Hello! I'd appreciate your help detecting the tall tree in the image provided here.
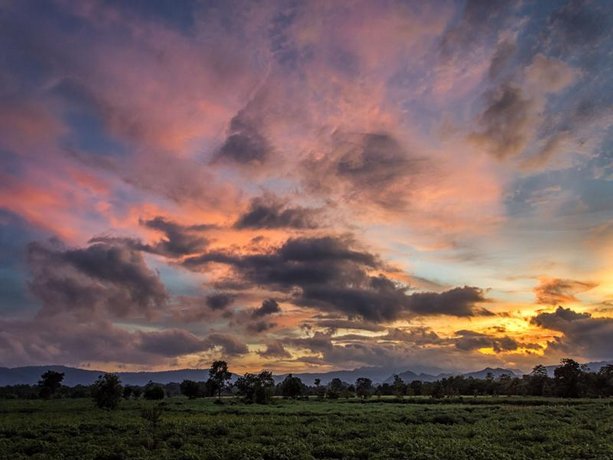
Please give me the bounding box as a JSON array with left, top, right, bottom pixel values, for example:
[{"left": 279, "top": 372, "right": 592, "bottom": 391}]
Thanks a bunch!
[
  {"left": 355, "top": 377, "right": 373, "bottom": 400},
  {"left": 392, "top": 375, "right": 406, "bottom": 399},
  {"left": 92, "top": 373, "right": 123, "bottom": 410},
  {"left": 208, "top": 360, "right": 232, "bottom": 399},
  {"left": 279, "top": 374, "right": 304, "bottom": 399},
  {"left": 38, "top": 370, "right": 64, "bottom": 399},
  {"left": 554, "top": 358, "right": 585, "bottom": 398}
]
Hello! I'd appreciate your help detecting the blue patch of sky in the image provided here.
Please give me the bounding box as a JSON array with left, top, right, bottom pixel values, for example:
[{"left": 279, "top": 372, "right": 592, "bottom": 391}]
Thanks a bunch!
[
  {"left": 146, "top": 255, "right": 205, "bottom": 298},
  {"left": 103, "top": 0, "right": 199, "bottom": 33},
  {"left": 0, "top": 210, "right": 48, "bottom": 314}
]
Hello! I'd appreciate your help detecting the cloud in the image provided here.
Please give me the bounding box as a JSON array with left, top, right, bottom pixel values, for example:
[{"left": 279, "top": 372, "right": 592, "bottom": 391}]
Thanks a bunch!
[
  {"left": 303, "top": 132, "right": 425, "bottom": 211},
  {"left": 27, "top": 239, "right": 168, "bottom": 320},
  {"left": 534, "top": 277, "right": 598, "bottom": 305},
  {"left": 205, "top": 333, "right": 249, "bottom": 356},
  {"left": 469, "top": 84, "right": 535, "bottom": 159},
  {"left": 214, "top": 109, "right": 271, "bottom": 166},
  {"left": 206, "top": 293, "right": 236, "bottom": 311},
  {"left": 184, "top": 235, "right": 491, "bottom": 321},
  {"left": 252, "top": 298, "right": 281, "bottom": 318},
  {"left": 235, "top": 194, "right": 320, "bottom": 229},
  {"left": 137, "top": 328, "right": 211, "bottom": 357},
  {"left": 139, "top": 216, "right": 211, "bottom": 257},
  {"left": 0, "top": 316, "right": 242, "bottom": 367},
  {"left": 407, "top": 286, "right": 491, "bottom": 317},
  {"left": 259, "top": 340, "right": 292, "bottom": 359},
  {"left": 532, "top": 306, "right": 613, "bottom": 360},
  {"left": 439, "top": 0, "right": 518, "bottom": 59},
  {"left": 454, "top": 330, "right": 519, "bottom": 352}
]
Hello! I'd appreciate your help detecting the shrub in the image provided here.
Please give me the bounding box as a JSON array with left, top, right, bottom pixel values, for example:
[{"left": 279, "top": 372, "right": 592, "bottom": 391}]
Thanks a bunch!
[{"left": 92, "top": 374, "right": 123, "bottom": 410}]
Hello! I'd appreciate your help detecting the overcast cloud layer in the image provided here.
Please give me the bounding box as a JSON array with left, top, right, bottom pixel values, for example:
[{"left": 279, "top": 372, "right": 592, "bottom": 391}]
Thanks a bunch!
[{"left": 0, "top": 0, "right": 611, "bottom": 373}]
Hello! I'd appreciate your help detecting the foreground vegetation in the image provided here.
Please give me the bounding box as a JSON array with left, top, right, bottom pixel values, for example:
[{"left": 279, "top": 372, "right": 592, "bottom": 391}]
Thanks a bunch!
[{"left": 0, "top": 397, "right": 612, "bottom": 459}]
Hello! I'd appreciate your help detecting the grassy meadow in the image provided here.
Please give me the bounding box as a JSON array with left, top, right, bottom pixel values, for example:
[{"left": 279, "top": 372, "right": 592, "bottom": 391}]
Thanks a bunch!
[{"left": 0, "top": 397, "right": 612, "bottom": 460}]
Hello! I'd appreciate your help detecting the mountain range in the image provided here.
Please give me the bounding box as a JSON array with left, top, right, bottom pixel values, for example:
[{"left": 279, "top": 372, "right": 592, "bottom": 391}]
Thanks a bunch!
[{"left": 0, "top": 362, "right": 610, "bottom": 387}]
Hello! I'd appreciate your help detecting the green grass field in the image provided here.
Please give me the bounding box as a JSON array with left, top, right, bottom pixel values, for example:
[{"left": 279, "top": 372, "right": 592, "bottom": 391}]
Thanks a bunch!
[{"left": 0, "top": 397, "right": 612, "bottom": 459}]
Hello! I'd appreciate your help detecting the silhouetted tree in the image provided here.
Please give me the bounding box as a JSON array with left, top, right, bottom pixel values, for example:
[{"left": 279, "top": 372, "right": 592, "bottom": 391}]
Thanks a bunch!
[
  {"left": 208, "top": 360, "right": 232, "bottom": 399},
  {"left": 92, "top": 373, "right": 123, "bottom": 409},
  {"left": 392, "top": 375, "right": 406, "bottom": 399},
  {"left": 235, "top": 371, "right": 275, "bottom": 404},
  {"left": 143, "top": 382, "right": 165, "bottom": 400},
  {"left": 180, "top": 380, "right": 201, "bottom": 399},
  {"left": 554, "top": 358, "right": 584, "bottom": 398},
  {"left": 326, "top": 378, "right": 345, "bottom": 399},
  {"left": 38, "top": 370, "right": 64, "bottom": 399},
  {"left": 409, "top": 380, "right": 423, "bottom": 396},
  {"left": 527, "top": 365, "right": 549, "bottom": 396},
  {"left": 355, "top": 377, "right": 373, "bottom": 400},
  {"left": 279, "top": 374, "right": 304, "bottom": 399},
  {"left": 595, "top": 364, "right": 613, "bottom": 397}
]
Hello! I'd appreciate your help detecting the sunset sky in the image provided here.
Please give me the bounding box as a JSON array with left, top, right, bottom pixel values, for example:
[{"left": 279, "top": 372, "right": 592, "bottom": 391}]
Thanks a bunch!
[{"left": 0, "top": 0, "right": 611, "bottom": 374}]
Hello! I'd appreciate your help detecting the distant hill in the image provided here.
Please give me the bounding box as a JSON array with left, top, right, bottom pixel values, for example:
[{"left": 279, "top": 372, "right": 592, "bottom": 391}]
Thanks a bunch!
[
  {"left": 1, "top": 361, "right": 610, "bottom": 387},
  {"left": 0, "top": 366, "right": 211, "bottom": 387},
  {"left": 382, "top": 370, "right": 446, "bottom": 384},
  {"left": 273, "top": 367, "right": 399, "bottom": 386},
  {"left": 543, "top": 361, "right": 612, "bottom": 377},
  {"left": 462, "top": 367, "right": 520, "bottom": 380}
]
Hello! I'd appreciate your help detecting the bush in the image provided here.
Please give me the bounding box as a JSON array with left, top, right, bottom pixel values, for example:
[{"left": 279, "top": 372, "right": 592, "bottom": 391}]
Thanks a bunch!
[
  {"left": 92, "top": 374, "right": 123, "bottom": 410},
  {"left": 143, "top": 384, "right": 165, "bottom": 400}
]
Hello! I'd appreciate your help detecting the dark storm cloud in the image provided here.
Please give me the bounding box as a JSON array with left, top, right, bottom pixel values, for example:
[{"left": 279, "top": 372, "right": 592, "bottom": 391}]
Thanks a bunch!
[
  {"left": 91, "top": 216, "right": 213, "bottom": 259},
  {"left": 235, "top": 195, "right": 320, "bottom": 229},
  {"left": 454, "top": 330, "right": 519, "bottom": 352},
  {"left": 0, "top": 314, "right": 249, "bottom": 366},
  {"left": 214, "top": 110, "right": 271, "bottom": 166},
  {"left": 183, "top": 235, "right": 490, "bottom": 321},
  {"left": 246, "top": 320, "right": 276, "bottom": 334},
  {"left": 534, "top": 278, "right": 598, "bottom": 305},
  {"left": 335, "top": 133, "right": 411, "bottom": 187},
  {"left": 303, "top": 132, "right": 425, "bottom": 211},
  {"left": 304, "top": 317, "right": 386, "bottom": 333},
  {"left": 532, "top": 307, "right": 613, "bottom": 359},
  {"left": 206, "top": 333, "right": 249, "bottom": 356},
  {"left": 407, "top": 286, "right": 491, "bottom": 317},
  {"left": 259, "top": 340, "right": 291, "bottom": 359},
  {"left": 205, "top": 292, "right": 236, "bottom": 311},
  {"left": 469, "top": 84, "right": 534, "bottom": 158},
  {"left": 27, "top": 239, "right": 168, "bottom": 319},
  {"left": 140, "top": 216, "right": 211, "bottom": 257},
  {"left": 137, "top": 328, "right": 210, "bottom": 357},
  {"left": 252, "top": 298, "right": 281, "bottom": 317}
]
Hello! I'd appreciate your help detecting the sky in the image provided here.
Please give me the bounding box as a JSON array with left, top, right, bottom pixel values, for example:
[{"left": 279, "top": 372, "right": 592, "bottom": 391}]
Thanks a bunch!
[{"left": 0, "top": 0, "right": 611, "bottom": 374}]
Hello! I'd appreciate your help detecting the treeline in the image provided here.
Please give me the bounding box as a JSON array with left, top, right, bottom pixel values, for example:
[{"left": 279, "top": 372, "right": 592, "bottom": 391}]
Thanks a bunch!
[{"left": 1, "top": 359, "right": 611, "bottom": 405}]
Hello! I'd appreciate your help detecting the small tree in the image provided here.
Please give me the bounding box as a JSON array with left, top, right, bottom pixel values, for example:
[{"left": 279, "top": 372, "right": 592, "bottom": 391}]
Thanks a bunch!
[
  {"left": 527, "top": 364, "right": 549, "bottom": 396},
  {"left": 409, "top": 380, "right": 423, "bottom": 396},
  {"left": 92, "top": 373, "right": 123, "bottom": 409},
  {"left": 554, "top": 358, "right": 585, "bottom": 398},
  {"left": 355, "top": 377, "right": 373, "bottom": 400},
  {"left": 38, "top": 370, "right": 64, "bottom": 399},
  {"left": 235, "top": 371, "right": 275, "bottom": 404},
  {"left": 326, "top": 378, "right": 345, "bottom": 399},
  {"left": 392, "top": 375, "right": 406, "bottom": 399},
  {"left": 314, "top": 378, "right": 325, "bottom": 399},
  {"left": 143, "top": 382, "right": 165, "bottom": 400},
  {"left": 180, "top": 380, "right": 201, "bottom": 399},
  {"left": 279, "top": 374, "right": 304, "bottom": 399},
  {"left": 208, "top": 360, "right": 232, "bottom": 399}
]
